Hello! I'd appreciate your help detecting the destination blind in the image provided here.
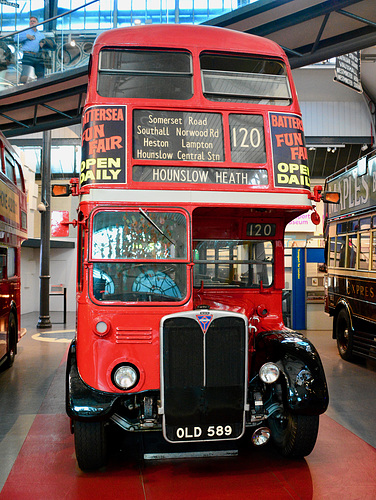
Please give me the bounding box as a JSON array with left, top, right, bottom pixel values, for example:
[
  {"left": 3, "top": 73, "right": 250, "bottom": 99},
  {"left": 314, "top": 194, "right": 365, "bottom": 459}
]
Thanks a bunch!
[{"left": 133, "top": 110, "right": 224, "bottom": 162}]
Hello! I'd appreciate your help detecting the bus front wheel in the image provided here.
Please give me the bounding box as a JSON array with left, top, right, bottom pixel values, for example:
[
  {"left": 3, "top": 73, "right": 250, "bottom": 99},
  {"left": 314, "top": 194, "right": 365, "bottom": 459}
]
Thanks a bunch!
[
  {"left": 74, "top": 420, "right": 108, "bottom": 471},
  {"left": 268, "top": 410, "right": 319, "bottom": 458},
  {"left": 335, "top": 308, "right": 354, "bottom": 361}
]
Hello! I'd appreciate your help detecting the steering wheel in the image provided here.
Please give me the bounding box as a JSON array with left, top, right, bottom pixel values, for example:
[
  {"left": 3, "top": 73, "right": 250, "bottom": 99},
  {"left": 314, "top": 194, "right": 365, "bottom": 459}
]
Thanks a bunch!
[{"left": 132, "top": 269, "right": 181, "bottom": 299}]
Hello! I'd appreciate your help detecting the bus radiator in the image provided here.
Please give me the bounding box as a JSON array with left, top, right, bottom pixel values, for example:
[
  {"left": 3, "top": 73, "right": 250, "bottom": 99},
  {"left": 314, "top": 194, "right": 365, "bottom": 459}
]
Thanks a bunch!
[{"left": 160, "top": 311, "right": 248, "bottom": 443}]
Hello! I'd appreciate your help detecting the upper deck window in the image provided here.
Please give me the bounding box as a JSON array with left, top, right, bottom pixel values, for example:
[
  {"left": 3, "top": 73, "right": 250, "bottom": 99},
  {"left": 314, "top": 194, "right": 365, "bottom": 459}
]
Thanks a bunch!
[
  {"left": 200, "top": 53, "right": 291, "bottom": 105},
  {"left": 97, "top": 49, "right": 193, "bottom": 100}
]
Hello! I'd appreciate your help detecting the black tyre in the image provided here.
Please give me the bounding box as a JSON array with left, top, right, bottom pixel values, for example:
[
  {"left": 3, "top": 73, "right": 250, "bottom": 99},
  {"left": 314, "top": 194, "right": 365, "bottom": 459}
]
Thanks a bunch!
[
  {"left": 268, "top": 409, "right": 319, "bottom": 458},
  {"left": 5, "top": 313, "right": 17, "bottom": 368},
  {"left": 335, "top": 308, "right": 354, "bottom": 361},
  {"left": 74, "top": 420, "right": 108, "bottom": 471}
]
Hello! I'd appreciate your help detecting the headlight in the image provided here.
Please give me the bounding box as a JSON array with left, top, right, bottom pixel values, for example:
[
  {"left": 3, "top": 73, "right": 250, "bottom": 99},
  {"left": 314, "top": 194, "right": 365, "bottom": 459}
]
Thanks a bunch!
[
  {"left": 112, "top": 364, "right": 139, "bottom": 390},
  {"left": 259, "top": 362, "right": 280, "bottom": 384}
]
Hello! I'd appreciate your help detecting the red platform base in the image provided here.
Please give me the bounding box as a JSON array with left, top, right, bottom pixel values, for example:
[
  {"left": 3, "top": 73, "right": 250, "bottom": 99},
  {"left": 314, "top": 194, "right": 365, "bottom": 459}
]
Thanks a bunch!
[{"left": 1, "top": 411, "right": 376, "bottom": 499}]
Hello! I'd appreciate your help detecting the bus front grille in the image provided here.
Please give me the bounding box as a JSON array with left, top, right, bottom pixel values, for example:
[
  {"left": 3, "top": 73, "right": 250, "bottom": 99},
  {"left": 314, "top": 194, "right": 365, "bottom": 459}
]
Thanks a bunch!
[{"left": 161, "top": 311, "right": 247, "bottom": 443}]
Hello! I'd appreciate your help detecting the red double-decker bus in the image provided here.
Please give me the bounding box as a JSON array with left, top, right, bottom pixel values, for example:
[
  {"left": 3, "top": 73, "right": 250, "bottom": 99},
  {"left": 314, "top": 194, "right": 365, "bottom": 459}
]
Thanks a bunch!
[
  {"left": 57, "top": 24, "right": 330, "bottom": 471},
  {"left": 0, "top": 131, "right": 27, "bottom": 369}
]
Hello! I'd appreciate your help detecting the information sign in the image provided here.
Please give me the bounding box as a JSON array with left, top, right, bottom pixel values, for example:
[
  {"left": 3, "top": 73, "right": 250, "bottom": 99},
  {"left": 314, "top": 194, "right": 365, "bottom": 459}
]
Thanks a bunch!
[
  {"left": 80, "top": 105, "right": 126, "bottom": 187},
  {"left": 334, "top": 52, "right": 362, "bottom": 93},
  {"left": 133, "top": 110, "right": 224, "bottom": 162},
  {"left": 269, "top": 112, "right": 310, "bottom": 190},
  {"left": 247, "top": 223, "right": 276, "bottom": 237},
  {"left": 229, "top": 114, "right": 266, "bottom": 164},
  {"left": 133, "top": 165, "right": 268, "bottom": 185}
]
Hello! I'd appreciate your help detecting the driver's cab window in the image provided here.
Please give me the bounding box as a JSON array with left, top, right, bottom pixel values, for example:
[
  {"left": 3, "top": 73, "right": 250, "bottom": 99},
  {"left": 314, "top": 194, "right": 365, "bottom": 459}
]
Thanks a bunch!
[{"left": 90, "top": 209, "right": 188, "bottom": 303}]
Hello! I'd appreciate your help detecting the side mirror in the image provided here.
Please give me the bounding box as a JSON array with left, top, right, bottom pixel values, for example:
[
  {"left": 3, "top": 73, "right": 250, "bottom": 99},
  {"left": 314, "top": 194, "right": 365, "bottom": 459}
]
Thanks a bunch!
[
  {"left": 52, "top": 184, "right": 71, "bottom": 197},
  {"left": 321, "top": 191, "right": 340, "bottom": 204},
  {"left": 311, "top": 185, "right": 340, "bottom": 204}
]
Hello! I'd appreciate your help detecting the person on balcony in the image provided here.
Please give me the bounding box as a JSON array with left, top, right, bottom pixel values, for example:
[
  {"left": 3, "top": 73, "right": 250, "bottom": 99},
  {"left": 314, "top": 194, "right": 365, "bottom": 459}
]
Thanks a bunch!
[{"left": 17, "top": 16, "right": 45, "bottom": 82}]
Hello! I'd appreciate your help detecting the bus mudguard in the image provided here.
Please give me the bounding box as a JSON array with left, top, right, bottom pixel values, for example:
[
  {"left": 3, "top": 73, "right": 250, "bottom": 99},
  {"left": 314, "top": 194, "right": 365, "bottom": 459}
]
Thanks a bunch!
[
  {"left": 254, "top": 330, "right": 329, "bottom": 415},
  {"left": 66, "top": 340, "right": 118, "bottom": 421}
]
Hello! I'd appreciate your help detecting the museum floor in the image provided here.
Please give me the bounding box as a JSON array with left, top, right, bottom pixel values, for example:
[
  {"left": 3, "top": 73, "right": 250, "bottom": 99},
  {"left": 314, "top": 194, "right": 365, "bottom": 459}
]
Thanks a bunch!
[{"left": 0, "top": 312, "right": 375, "bottom": 499}]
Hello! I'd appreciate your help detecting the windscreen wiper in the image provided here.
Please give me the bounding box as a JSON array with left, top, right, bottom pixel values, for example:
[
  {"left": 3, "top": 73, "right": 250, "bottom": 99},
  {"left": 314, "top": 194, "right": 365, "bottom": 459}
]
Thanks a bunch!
[{"left": 139, "top": 208, "right": 176, "bottom": 246}]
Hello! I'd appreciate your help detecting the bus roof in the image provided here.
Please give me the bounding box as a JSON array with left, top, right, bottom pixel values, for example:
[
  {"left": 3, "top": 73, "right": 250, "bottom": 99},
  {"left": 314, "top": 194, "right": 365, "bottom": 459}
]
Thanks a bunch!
[{"left": 93, "top": 24, "right": 287, "bottom": 60}]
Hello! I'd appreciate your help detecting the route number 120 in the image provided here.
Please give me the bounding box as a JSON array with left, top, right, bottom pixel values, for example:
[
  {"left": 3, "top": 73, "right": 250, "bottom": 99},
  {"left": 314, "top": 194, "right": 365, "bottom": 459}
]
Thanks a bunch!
[
  {"left": 232, "top": 127, "right": 261, "bottom": 149},
  {"left": 247, "top": 223, "right": 276, "bottom": 237}
]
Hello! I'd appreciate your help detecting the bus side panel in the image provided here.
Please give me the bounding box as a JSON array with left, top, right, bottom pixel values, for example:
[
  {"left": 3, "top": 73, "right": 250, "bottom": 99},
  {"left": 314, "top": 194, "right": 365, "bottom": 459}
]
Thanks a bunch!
[{"left": 328, "top": 275, "right": 376, "bottom": 358}]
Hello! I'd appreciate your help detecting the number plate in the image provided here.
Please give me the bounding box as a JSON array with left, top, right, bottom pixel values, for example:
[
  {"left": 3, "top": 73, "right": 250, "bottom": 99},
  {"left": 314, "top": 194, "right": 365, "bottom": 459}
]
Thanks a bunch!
[{"left": 165, "top": 423, "right": 244, "bottom": 443}]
